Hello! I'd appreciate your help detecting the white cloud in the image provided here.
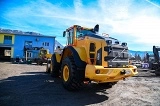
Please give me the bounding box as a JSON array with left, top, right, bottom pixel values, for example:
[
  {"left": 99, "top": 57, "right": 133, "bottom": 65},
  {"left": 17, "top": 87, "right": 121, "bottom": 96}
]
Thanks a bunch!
[{"left": 2, "top": 0, "right": 160, "bottom": 51}]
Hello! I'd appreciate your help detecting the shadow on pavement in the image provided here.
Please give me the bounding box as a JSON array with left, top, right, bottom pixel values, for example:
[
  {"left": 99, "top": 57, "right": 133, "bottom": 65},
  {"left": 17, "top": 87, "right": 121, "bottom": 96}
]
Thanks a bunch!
[{"left": 0, "top": 72, "right": 109, "bottom": 106}]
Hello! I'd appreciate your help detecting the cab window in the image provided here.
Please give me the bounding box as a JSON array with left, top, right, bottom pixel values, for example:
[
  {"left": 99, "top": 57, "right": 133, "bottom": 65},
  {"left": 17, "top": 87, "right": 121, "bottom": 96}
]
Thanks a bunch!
[
  {"left": 76, "top": 31, "right": 84, "bottom": 39},
  {"left": 67, "top": 29, "right": 74, "bottom": 45}
]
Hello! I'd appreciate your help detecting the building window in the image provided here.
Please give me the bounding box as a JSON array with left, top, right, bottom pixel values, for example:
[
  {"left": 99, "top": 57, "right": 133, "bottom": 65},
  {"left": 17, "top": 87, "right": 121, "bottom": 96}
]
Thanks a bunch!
[
  {"left": 25, "top": 41, "right": 32, "bottom": 46},
  {"left": 24, "top": 41, "right": 32, "bottom": 49},
  {"left": 46, "top": 42, "right": 49, "bottom": 46},
  {"left": 43, "top": 42, "right": 49, "bottom": 46},
  {"left": 27, "top": 52, "right": 32, "bottom": 58},
  {"left": 4, "top": 35, "right": 12, "bottom": 44}
]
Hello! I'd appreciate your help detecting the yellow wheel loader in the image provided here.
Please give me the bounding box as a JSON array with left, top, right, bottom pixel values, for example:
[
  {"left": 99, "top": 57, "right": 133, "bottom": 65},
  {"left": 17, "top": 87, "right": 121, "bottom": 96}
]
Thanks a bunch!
[
  {"left": 46, "top": 24, "right": 138, "bottom": 91},
  {"left": 35, "top": 49, "right": 52, "bottom": 65}
]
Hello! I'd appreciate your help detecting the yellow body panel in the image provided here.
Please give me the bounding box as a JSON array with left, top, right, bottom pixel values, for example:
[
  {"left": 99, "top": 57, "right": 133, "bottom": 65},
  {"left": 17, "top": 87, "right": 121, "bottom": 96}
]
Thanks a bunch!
[
  {"left": 85, "top": 65, "right": 138, "bottom": 83},
  {"left": 55, "top": 53, "right": 62, "bottom": 63},
  {"left": 76, "top": 36, "right": 106, "bottom": 65},
  {"left": 73, "top": 47, "right": 87, "bottom": 63},
  {"left": 101, "top": 40, "right": 108, "bottom": 67},
  {"left": 45, "top": 54, "right": 52, "bottom": 59}
]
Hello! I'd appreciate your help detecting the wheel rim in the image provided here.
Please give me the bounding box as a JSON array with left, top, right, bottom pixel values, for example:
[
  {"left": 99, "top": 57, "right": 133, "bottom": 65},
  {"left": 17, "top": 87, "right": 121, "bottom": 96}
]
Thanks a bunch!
[{"left": 63, "top": 65, "right": 69, "bottom": 82}]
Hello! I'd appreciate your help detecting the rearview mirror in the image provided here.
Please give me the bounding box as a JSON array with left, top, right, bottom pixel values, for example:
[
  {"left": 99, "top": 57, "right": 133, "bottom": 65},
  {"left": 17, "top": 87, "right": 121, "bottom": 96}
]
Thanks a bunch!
[{"left": 63, "top": 31, "right": 66, "bottom": 37}]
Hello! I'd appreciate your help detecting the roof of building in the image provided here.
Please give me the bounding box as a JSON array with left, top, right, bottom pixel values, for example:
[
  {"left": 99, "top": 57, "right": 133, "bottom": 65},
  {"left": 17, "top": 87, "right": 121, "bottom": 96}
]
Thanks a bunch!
[{"left": 0, "top": 28, "right": 56, "bottom": 38}]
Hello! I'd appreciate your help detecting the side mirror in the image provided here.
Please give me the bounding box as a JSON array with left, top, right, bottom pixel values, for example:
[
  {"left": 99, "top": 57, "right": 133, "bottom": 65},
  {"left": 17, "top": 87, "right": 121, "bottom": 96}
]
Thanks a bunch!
[
  {"left": 94, "top": 24, "right": 99, "bottom": 33},
  {"left": 63, "top": 31, "right": 66, "bottom": 37}
]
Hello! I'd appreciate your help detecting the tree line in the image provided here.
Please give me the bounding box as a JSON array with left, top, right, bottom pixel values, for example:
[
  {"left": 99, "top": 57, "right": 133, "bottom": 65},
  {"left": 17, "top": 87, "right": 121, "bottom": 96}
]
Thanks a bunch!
[{"left": 129, "top": 53, "right": 150, "bottom": 62}]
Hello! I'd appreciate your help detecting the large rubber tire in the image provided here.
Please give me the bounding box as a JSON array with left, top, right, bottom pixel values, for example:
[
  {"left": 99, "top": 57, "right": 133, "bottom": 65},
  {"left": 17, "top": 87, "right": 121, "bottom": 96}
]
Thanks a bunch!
[
  {"left": 61, "top": 56, "right": 84, "bottom": 91},
  {"left": 51, "top": 54, "right": 60, "bottom": 77},
  {"left": 46, "top": 60, "right": 51, "bottom": 73}
]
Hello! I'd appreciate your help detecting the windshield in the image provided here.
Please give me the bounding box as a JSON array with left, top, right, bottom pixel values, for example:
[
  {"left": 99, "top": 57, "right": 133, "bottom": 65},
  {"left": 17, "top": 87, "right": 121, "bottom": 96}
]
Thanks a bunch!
[
  {"left": 76, "top": 29, "right": 94, "bottom": 38},
  {"left": 76, "top": 28, "right": 119, "bottom": 44},
  {"left": 80, "top": 29, "right": 94, "bottom": 35}
]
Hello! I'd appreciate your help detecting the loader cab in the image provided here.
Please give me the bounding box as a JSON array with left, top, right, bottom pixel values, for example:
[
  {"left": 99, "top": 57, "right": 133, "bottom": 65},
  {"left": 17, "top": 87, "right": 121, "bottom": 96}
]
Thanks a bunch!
[
  {"left": 63, "top": 25, "right": 99, "bottom": 46},
  {"left": 63, "top": 26, "right": 77, "bottom": 46}
]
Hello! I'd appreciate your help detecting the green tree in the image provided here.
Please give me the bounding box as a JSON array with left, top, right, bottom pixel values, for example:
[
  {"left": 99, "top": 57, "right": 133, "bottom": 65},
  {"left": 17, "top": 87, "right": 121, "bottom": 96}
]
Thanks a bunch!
[
  {"left": 143, "top": 56, "right": 146, "bottom": 62},
  {"left": 137, "top": 54, "right": 141, "bottom": 61},
  {"left": 135, "top": 53, "right": 138, "bottom": 61}
]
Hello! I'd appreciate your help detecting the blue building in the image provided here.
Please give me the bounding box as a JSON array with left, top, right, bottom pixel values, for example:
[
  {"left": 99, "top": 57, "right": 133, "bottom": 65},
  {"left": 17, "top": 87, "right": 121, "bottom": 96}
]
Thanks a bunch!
[{"left": 0, "top": 29, "right": 55, "bottom": 61}]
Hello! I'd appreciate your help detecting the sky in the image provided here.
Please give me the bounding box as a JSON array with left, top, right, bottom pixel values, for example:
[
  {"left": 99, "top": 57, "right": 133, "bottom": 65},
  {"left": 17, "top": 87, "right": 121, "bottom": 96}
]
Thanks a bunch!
[{"left": 0, "top": 0, "right": 160, "bottom": 51}]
